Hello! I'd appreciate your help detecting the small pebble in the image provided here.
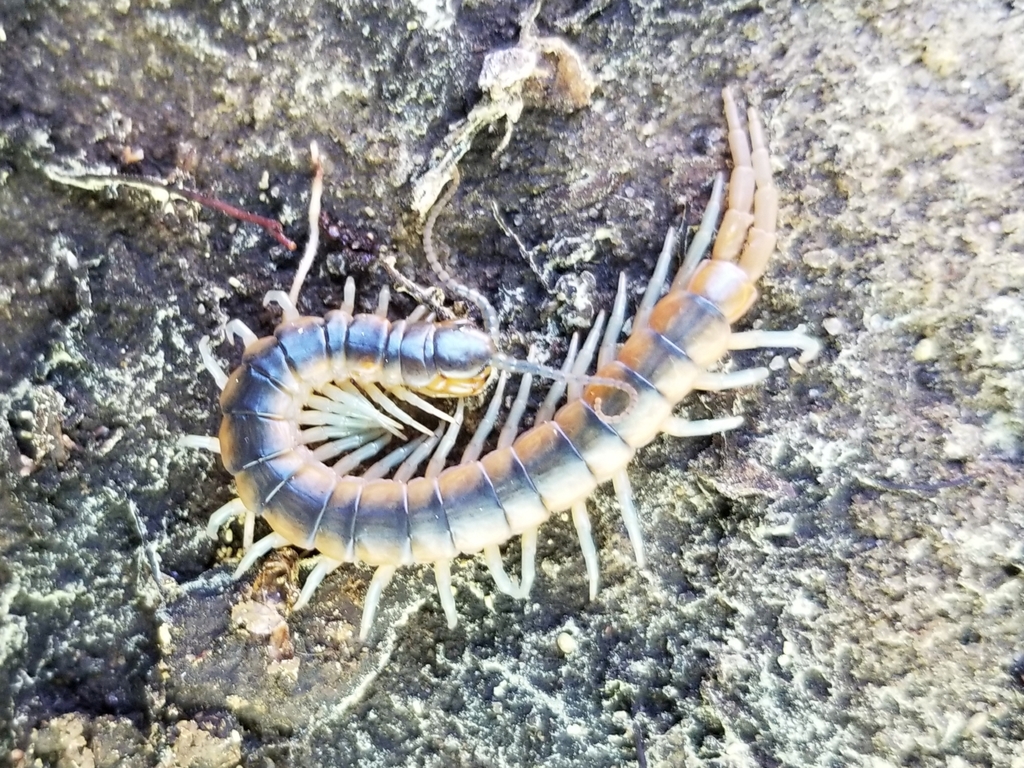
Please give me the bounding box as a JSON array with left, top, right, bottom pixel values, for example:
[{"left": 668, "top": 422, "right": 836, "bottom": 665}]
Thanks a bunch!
[
  {"left": 913, "top": 337, "right": 938, "bottom": 362},
  {"left": 557, "top": 631, "right": 578, "bottom": 655},
  {"left": 822, "top": 317, "right": 846, "bottom": 336}
]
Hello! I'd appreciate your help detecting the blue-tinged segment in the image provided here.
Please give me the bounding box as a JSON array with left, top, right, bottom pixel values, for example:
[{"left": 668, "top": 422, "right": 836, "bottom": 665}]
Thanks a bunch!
[
  {"left": 313, "top": 478, "right": 363, "bottom": 563},
  {"left": 218, "top": 412, "right": 294, "bottom": 474},
  {"left": 512, "top": 422, "right": 596, "bottom": 511},
  {"left": 354, "top": 479, "right": 411, "bottom": 565},
  {"left": 242, "top": 336, "right": 302, "bottom": 394},
  {"left": 261, "top": 459, "right": 337, "bottom": 548},
  {"left": 407, "top": 477, "right": 457, "bottom": 562},
  {"left": 615, "top": 325, "right": 702, "bottom": 402},
  {"left": 553, "top": 399, "right": 633, "bottom": 484},
  {"left": 647, "top": 292, "right": 729, "bottom": 367},
  {"left": 219, "top": 363, "right": 294, "bottom": 417},
  {"left": 438, "top": 462, "right": 510, "bottom": 553},
  {"left": 233, "top": 450, "right": 306, "bottom": 514},
  {"left": 580, "top": 362, "right": 671, "bottom": 448},
  {"left": 275, "top": 316, "right": 328, "bottom": 382},
  {"left": 478, "top": 446, "right": 548, "bottom": 535}
]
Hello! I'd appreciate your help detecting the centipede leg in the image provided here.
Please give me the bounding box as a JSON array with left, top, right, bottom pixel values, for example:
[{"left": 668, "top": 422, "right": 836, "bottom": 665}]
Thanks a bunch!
[
  {"left": 292, "top": 557, "right": 342, "bottom": 611},
  {"left": 462, "top": 372, "right": 509, "bottom": 463},
  {"left": 661, "top": 415, "right": 744, "bottom": 438},
  {"left": 363, "top": 434, "right": 429, "bottom": 480},
  {"left": 360, "top": 382, "right": 434, "bottom": 436},
  {"left": 205, "top": 497, "right": 246, "bottom": 538},
  {"left": 484, "top": 544, "right": 522, "bottom": 597},
  {"left": 393, "top": 425, "right": 444, "bottom": 483},
  {"left": 613, "top": 469, "right": 645, "bottom": 568},
  {"left": 360, "top": 564, "right": 397, "bottom": 641},
  {"left": 535, "top": 332, "right": 579, "bottom": 425},
  {"left": 233, "top": 532, "right": 290, "bottom": 579},
  {"left": 671, "top": 172, "right": 726, "bottom": 292},
  {"left": 178, "top": 435, "right": 221, "bottom": 453},
  {"left": 636, "top": 219, "right": 681, "bottom": 330},
  {"left": 243, "top": 509, "right": 256, "bottom": 550},
  {"left": 426, "top": 400, "right": 465, "bottom": 479},
  {"left": 498, "top": 371, "right": 534, "bottom": 447},
  {"left": 433, "top": 560, "right": 458, "bottom": 628},
  {"left": 571, "top": 501, "right": 600, "bottom": 600},
  {"left": 224, "top": 319, "right": 258, "bottom": 347},
  {"left": 728, "top": 329, "right": 822, "bottom": 364},
  {"left": 199, "top": 336, "right": 228, "bottom": 390},
  {"left": 519, "top": 528, "right": 539, "bottom": 597},
  {"left": 341, "top": 276, "right": 357, "bottom": 315},
  {"left": 286, "top": 141, "right": 324, "bottom": 307},
  {"left": 568, "top": 311, "right": 607, "bottom": 403},
  {"left": 263, "top": 289, "right": 300, "bottom": 322},
  {"left": 391, "top": 385, "right": 456, "bottom": 426},
  {"left": 332, "top": 434, "right": 391, "bottom": 475},
  {"left": 375, "top": 285, "right": 390, "bottom": 317},
  {"left": 693, "top": 368, "right": 770, "bottom": 392},
  {"left": 598, "top": 272, "right": 629, "bottom": 369}
]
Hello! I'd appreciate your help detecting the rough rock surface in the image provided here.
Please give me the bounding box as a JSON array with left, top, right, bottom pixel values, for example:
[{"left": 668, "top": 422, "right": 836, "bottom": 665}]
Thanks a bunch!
[{"left": 1, "top": 1, "right": 1022, "bottom": 766}]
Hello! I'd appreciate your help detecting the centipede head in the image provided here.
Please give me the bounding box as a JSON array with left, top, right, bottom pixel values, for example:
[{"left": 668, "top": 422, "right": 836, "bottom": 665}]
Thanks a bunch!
[{"left": 418, "top": 321, "right": 495, "bottom": 398}]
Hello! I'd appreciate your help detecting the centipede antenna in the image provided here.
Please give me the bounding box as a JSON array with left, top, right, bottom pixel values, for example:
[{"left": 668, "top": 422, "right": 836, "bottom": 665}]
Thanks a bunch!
[
  {"left": 288, "top": 141, "right": 324, "bottom": 306},
  {"left": 671, "top": 172, "right": 725, "bottom": 292},
  {"left": 535, "top": 332, "right": 579, "bottom": 424},
  {"left": 493, "top": 345, "right": 639, "bottom": 421},
  {"left": 422, "top": 167, "right": 500, "bottom": 341}
]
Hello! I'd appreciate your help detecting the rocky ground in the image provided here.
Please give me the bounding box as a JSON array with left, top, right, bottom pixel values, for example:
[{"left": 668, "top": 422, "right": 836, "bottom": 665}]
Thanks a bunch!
[{"left": 1, "top": 1, "right": 1022, "bottom": 766}]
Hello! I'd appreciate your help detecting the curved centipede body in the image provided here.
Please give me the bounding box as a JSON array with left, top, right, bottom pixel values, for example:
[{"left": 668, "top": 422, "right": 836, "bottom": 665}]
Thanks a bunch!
[{"left": 188, "top": 89, "right": 820, "bottom": 641}]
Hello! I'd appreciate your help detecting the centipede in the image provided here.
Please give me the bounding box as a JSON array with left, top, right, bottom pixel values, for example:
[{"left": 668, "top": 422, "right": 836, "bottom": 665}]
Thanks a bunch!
[{"left": 181, "top": 88, "right": 820, "bottom": 641}]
